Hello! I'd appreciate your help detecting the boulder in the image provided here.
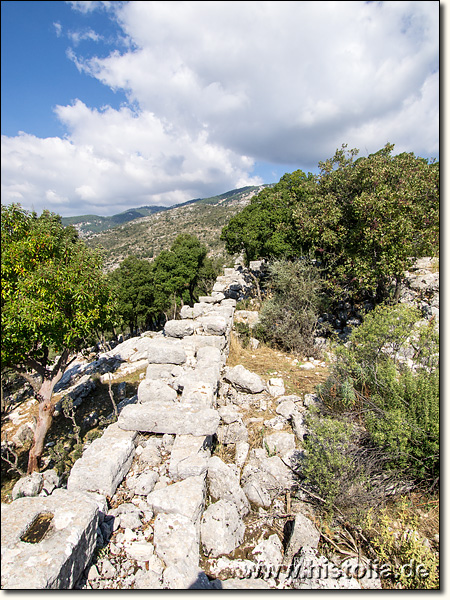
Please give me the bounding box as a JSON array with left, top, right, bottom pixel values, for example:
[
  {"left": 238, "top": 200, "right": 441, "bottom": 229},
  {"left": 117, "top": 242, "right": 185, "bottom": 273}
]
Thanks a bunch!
[
  {"left": 284, "top": 512, "right": 321, "bottom": 564},
  {"left": 169, "top": 434, "right": 212, "bottom": 481},
  {"left": 263, "top": 432, "right": 296, "bottom": 456},
  {"left": 1, "top": 489, "right": 99, "bottom": 589},
  {"left": 224, "top": 365, "right": 265, "bottom": 394},
  {"left": 164, "top": 319, "right": 194, "bottom": 338},
  {"left": 147, "top": 475, "right": 206, "bottom": 525},
  {"left": 138, "top": 379, "right": 178, "bottom": 404},
  {"left": 12, "top": 472, "right": 43, "bottom": 500},
  {"left": 67, "top": 423, "right": 136, "bottom": 497},
  {"left": 201, "top": 500, "right": 245, "bottom": 557},
  {"left": 146, "top": 340, "right": 187, "bottom": 365},
  {"left": 207, "top": 456, "right": 250, "bottom": 517},
  {"left": 199, "top": 315, "right": 229, "bottom": 336},
  {"left": 118, "top": 402, "right": 220, "bottom": 436}
]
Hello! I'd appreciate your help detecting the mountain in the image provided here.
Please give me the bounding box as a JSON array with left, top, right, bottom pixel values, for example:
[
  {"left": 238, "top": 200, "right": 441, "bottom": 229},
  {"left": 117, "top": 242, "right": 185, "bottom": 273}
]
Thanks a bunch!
[{"left": 66, "top": 185, "right": 272, "bottom": 270}]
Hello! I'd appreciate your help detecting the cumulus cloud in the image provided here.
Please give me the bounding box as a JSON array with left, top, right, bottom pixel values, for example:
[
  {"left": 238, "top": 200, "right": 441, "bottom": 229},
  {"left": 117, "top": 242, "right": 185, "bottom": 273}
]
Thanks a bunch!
[{"left": 2, "top": 1, "right": 439, "bottom": 216}]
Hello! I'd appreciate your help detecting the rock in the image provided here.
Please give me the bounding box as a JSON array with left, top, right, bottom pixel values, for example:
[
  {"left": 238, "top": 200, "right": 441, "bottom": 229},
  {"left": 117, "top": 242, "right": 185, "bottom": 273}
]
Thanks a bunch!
[
  {"left": 235, "top": 441, "right": 250, "bottom": 468},
  {"left": 234, "top": 310, "right": 260, "bottom": 327},
  {"left": 12, "top": 472, "right": 43, "bottom": 500},
  {"left": 252, "top": 534, "right": 284, "bottom": 566},
  {"left": 138, "top": 379, "right": 178, "bottom": 404},
  {"left": 199, "top": 315, "right": 229, "bottom": 336},
  {"left": 201, "top": 500, "right": 245, "bottom": 557},
  {"left": 1, "top": 489, "right": 99, "bottom": 589},
  {"left": 42, "top": 469, "right": 61, "bottom": 495},
  {"left": 118, "top": 402, "right": 220, "bottom": 436},
  {"left": 284, "top": 512, "right": 321, "bottom": 564},
  {"left": 164, "top": 319, "right": 195, "bottom": 338},
  {"left": 224, "top": 365, "right": 265, "bottom": 394},
  {"left": 180, "top": 306, "right": 194, "bottom": 319},
  {"left": 290, "top": 546, "right": 361, "bottom": 589},
  {"left": 263, "top": 432, "right": 296, "bottom": 456},
  {"left": 291, "top": 412, "right": 307, "bottom": 441},
  {"left": 207, "top": 456, "right": 250, "bottom": 517},
  {"left": 147, "top": 475, "right": 206, "bottom": 525},
  {"left": 67, "top": 423, "right": 136, "bottom": 497},
  {"left": 129, "top": 471, "right": 159, "bottom": 495},
  {"left": 146, "top": 339, "right": 187, "bottom": 365},
  {"left": 169, "top": 434, "right": 212, "bottom": 481},
  {"left": 267, "top": 377, "right": 286, "bottom": 397},
  {"left": 181, "top": 381, "right": 215, "bottom": 408},
  {"left": 124, "top": 541, "right": 156, "bottom": 562},
  {"left": 153, "top": 513, "right": 201, "bottom": 588},
  {"left": 217, "top": 420, "right": 248, "bottom": 445},
  {"left": 276, "top": 400, "right": 298, "bottom": 420}
]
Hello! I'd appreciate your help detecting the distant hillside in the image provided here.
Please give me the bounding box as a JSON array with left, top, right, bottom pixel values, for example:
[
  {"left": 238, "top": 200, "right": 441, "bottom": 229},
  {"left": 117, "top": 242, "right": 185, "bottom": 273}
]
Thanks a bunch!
[
  {"left": 62, "top": 204, "right": 173, "bottom": 236},
  {"left": 72, "top": 185, "right": 272, "bottom": 270}
]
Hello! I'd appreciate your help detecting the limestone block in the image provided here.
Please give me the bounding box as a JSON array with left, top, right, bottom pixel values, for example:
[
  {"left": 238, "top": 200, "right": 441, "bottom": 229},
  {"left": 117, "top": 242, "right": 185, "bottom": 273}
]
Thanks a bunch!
[
  {"left": 201, "top": 500, "right": 245, "bottom": 557},
  {"left": 1, "top": 489, "right": 99, "bottom": 589},
  {"left": 146, "top": 339, "right": 187, "bottom": 365},
  {"left": 164, "top": 319, "right": 194, "bottom": 338},
  {"left": 263, "top": 432, "right": 296, "bottom": 456},
  {"left": 67, "top": 423, "right": 136, "bottom": 497},
  {"left": 147, "top": 475, "right": 206, "bottom": 525},
  {"left": 207, "top": 456, "right": 250, "bottom": 517},
  {"left": 199, "top": 315, "right": 228, "bottom": 336},
  {"left": 138, "top": 379, "right": 177, "bottom": 404},
  {"left": 169, "top": 434, "right": 212, "bottom": 481},
  {"left": 118, "top": 402, "right": 220, "bottom": 436},
  {"left": 224, "top": 365, "right": 265, "bottom": 394}
]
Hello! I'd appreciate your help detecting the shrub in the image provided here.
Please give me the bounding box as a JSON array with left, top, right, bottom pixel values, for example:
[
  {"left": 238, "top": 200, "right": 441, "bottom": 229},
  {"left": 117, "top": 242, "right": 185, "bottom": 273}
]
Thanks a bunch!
[
  {"left": 255, "top": 259, "right": 327, "bottom": 357},
  {"left": 318, "top": 304, "right": 439, "bottom": 484},
  {"left": 365, "top": 498, "right": 439, "bottom": 589},
  {"left": 302, "top": 410, "right": 370, "bottom": 514}
]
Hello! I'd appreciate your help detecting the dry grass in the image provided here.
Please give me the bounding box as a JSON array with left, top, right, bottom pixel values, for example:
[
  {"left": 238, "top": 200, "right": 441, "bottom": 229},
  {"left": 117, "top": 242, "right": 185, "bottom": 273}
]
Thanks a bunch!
[{"left": 227, "top": 332, "right": 329, "bottom": 397}]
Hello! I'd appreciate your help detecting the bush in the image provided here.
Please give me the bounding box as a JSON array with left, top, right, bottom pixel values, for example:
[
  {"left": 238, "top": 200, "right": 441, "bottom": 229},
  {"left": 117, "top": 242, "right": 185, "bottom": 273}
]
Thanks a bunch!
[
  {"left": 302, "top": 410, "right": 371, "bottom": 514},
  {"left": 365, "top": 498, "right": 439, "bottom": 589},
  {"left": 318, "top": 304, "right": 439, "bottom": 484},
  {"left": 255, "top": 259, "right": 327, "bottom": 357}
]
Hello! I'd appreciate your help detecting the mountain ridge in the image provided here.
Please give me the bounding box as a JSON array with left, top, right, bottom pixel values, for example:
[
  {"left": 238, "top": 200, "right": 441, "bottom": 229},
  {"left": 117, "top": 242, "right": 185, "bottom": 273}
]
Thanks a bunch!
[{"left": 66, "top": 184, "right": 273, "bottom": 270}]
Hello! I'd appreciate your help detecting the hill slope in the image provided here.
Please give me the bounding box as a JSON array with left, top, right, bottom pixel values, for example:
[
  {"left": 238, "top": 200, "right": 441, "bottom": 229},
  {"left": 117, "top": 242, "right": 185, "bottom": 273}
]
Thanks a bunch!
[{"left": 77, "top": 185, "right": 270, "bottom": 270}]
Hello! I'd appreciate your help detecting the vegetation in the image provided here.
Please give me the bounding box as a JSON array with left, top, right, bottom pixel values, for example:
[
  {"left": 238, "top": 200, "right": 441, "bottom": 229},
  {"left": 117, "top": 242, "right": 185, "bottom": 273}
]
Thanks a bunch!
[
  {"left": 255, "top": 258, "right": 328, "bottom": 357},
  {"left": 222, "top": 144, "right": 439, "bottom": 303},
  {"left": 1, "top": 204, "right": 115, "bottom": 473},
  {"left": 109, "top": 235, "right": 220, "bottom": 332}
]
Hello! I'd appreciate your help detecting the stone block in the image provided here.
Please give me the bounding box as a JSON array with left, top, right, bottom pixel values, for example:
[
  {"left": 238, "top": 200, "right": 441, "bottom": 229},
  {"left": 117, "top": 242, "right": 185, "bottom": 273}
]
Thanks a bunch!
[{"left": 1, "top": 489, "right": 99, "bottom": 589}]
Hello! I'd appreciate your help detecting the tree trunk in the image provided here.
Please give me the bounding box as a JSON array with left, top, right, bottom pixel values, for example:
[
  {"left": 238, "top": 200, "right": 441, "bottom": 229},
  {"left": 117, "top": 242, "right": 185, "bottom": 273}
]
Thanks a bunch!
[{"left": 27, "top": 350, "right": 70, "bottom": 473}]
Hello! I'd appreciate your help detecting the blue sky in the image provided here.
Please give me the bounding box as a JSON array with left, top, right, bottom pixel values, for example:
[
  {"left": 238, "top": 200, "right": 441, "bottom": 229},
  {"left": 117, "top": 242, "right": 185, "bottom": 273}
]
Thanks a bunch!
[{"left": 1, "top": 1, "right": 440, "bottom": 217}]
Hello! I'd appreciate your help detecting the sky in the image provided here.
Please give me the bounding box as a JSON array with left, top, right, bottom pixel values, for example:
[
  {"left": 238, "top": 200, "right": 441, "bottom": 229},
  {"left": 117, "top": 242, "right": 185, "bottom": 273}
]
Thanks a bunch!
[{"left": 1, "top": 0, "right": 440, "bottom": 218}]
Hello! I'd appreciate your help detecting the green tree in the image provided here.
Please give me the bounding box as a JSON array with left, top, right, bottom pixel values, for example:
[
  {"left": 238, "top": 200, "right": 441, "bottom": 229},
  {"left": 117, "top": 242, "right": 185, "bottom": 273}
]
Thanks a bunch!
[
  {"left": 294, "top": 143, "right": 439, "bottom": 301},
  {"left": 151, "top": 234, "right": 209, "bottom": 317},
  {"left": 109, "top": 255, "right": 155, "bottom": 334},
  {"left": 221, "top": 144, "right": 439, "bottom": 303},
  {"left": 1, "top": 204, "right": 115, "bottom": 473},
  {"left": 221, "top": 172, "right": 315, "bottom": 263}
]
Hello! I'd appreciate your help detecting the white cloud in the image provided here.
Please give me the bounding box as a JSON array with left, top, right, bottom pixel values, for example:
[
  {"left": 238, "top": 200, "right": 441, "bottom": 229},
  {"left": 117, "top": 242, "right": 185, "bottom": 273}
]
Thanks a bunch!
[{"left": 2, "top": 1, "right": 439, "bottom": 216}]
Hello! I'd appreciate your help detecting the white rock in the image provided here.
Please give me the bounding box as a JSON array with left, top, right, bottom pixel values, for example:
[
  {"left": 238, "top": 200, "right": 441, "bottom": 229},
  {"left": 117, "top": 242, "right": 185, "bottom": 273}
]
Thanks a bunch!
[
  {"left": 224, "top": 365, "right": 265, "bottom": 394},
  {"left": 207, "top": 456, "right": 250, "bottom": 517},
  {"left": 201, "top": 500, "right": 245, "bottom": 557}
]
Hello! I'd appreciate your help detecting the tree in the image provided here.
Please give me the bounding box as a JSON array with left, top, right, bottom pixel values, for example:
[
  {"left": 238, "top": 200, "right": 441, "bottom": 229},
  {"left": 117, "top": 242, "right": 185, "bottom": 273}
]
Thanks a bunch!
[
  {"left": 151, "top": 234, "right": 209, "bottom": 318},
  {"left": 294, "top": 144, "right": 439, "bottom": 301},
  {"left": 109, "top": 255, "right": 155, "bottom": 334},
  {"left": 221, "top": 173, "right": 315, "bottom": 263},
  {"left": 221, "top": 144, "right": 439, "bottom": 303},
  {"left": 1, "top": 204, "right": 115, "bottom": 473}
]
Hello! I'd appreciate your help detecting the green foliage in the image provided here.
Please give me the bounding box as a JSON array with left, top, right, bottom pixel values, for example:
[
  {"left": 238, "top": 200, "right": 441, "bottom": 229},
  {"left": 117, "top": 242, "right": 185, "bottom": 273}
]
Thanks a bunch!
[
  {"left": 221, "top": 172, "right": 315, "bottom": 263},
  {"left": 365, "top": 499, "right": 439, "bottom": 589},
  {"left": 151, "top": 234, "right": 210, "bottom": 316},
  {"left": 109, "top": 255, "right": 155, "bottom": 333},
  {"left": 255, "top": 259, "right": 327, "bottom": 356},
  {"left": 302, "top": 410, "right": 368, "bottom": 512},
  {"left": 221, "top": 144, "right": 439, "bottom": 302},
  {"left": 1, "top": 204, "right": 116, "bottom": 370},
  {"left": 319, "top": 304, "right": 439, "bottom": 483}
]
